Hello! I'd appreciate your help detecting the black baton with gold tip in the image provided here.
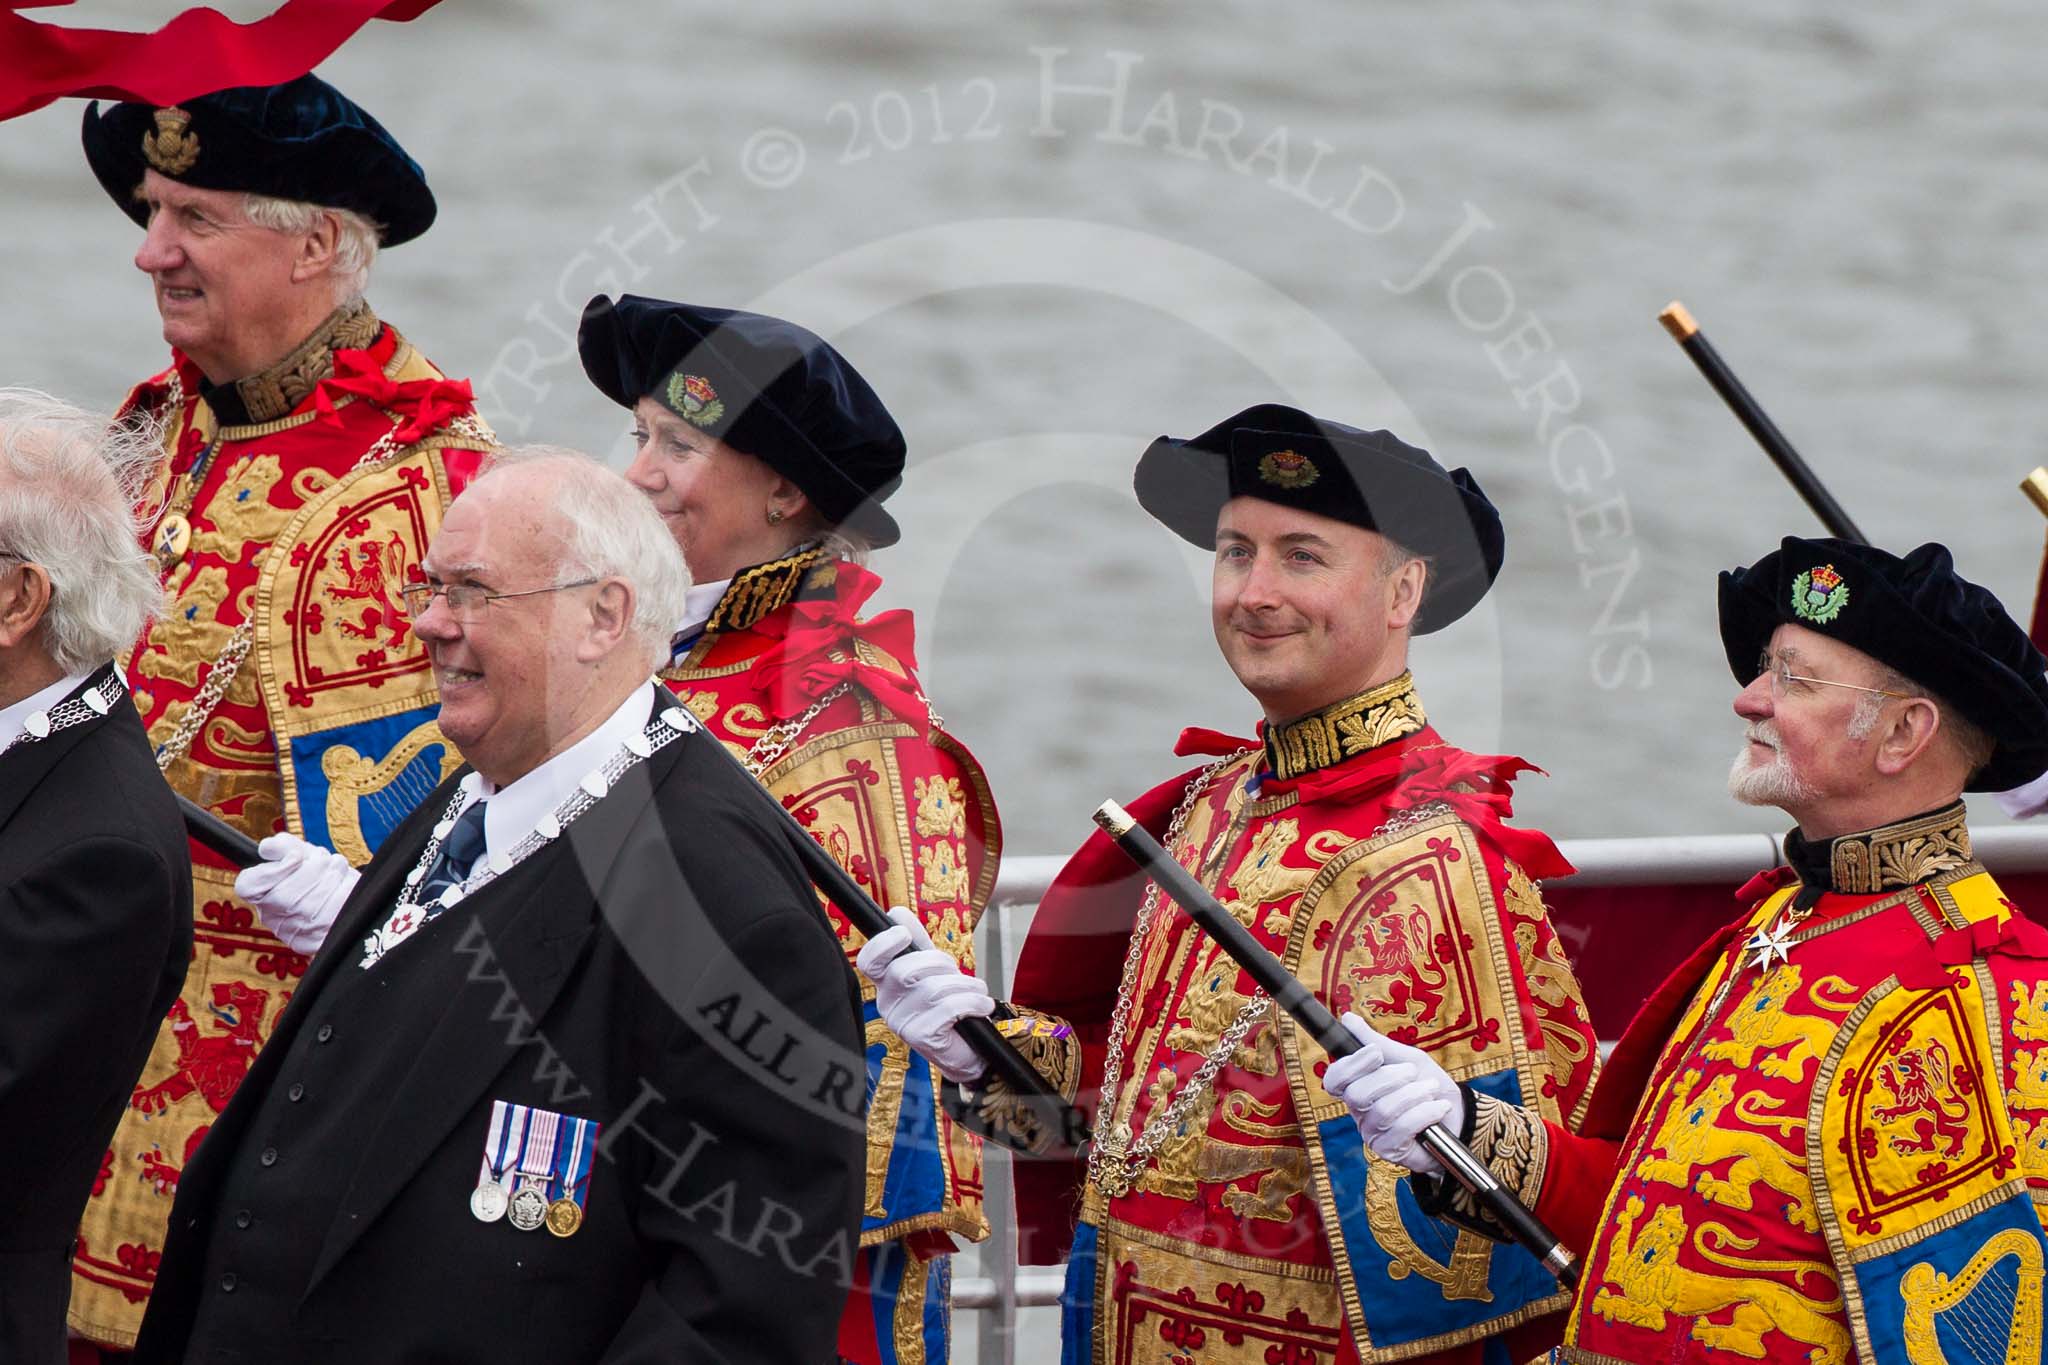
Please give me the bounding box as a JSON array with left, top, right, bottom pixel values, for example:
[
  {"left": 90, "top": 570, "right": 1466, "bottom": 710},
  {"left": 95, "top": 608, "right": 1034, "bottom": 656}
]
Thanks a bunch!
[
  {"left": 179, "top": 794, "right": 262, "bottom": 867},
  {"left": 1091, "top": 798, "right": 1581, "bottom": 1289},
  {"left": 677, "top": 711, "right": 1089, "bottom": 1147},
  {"left": 2022, "top": 468, "right": 2048, "bottom": 522},
  {"left": 1658, "top": 301, "right": 1868, "bottom": 545}
]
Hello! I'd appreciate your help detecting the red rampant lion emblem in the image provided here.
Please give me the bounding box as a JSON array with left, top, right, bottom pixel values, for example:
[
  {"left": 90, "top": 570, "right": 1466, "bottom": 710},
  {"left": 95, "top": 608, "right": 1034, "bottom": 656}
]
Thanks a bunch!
[
  {"left": 137, "top": 1126, "right": 210, "bottom": 1197},
  {"left": 1347, "top": 888, "right": 1448, "bottom": 1024},
  {"left": 325, "top": 530, "right": 412, "bottom": 652},
  {"left": 1872, "top": 1040, "right": 1972, "bottom": 1158},
  {"left": 131, "top": 981, "right": 271, "bottom": 1117}
]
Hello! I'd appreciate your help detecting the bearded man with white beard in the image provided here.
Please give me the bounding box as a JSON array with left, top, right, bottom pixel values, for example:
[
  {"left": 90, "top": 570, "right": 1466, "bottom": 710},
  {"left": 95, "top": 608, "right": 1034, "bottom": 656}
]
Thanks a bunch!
[{"left": 1333, "top": 536, "right": 2048, "bottom": 1364}]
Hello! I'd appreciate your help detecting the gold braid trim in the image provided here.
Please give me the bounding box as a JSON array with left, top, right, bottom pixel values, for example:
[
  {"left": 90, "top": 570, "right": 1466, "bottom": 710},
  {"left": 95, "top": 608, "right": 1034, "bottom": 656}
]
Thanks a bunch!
[
  {"left": 703, "top": 545, "right": 835, "bottom": 635},
  {"left": 944, "top": 1008, "right": 1080, "bottom": 1157},
  {"left": 232, "top": 299, "right": 380, "bottom": 422},
  {"left": 1434, "top": 1092, "right": 1549, "bottom": 1234},
  {"left": 1261, "top": 671, "right": 1425, "bottom": 780},
  {"left": 1827, "top": 801, "right": 1972, "bottom": 894}
]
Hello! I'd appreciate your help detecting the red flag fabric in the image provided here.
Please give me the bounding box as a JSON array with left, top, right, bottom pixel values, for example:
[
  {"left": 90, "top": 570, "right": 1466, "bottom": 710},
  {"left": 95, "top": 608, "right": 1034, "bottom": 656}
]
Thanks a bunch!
[{"left": 0, "top": 1, "right": 444, "bottom": 124}]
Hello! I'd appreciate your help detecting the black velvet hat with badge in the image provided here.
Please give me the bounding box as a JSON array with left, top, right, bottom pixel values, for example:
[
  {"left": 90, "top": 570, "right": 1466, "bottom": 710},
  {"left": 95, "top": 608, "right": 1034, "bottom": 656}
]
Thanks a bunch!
[
  {"left": 1133, "top": 403, "right": 1505, "bottom": 633},
  {"left": 578, "top": 294, "right": 906, "bottom": 547},
  {"left": 1718, "top": 537, "right": 2048, "bottom": 790},
  {"left": 81, "top": 74, "right": 435, "bottom": 246}
]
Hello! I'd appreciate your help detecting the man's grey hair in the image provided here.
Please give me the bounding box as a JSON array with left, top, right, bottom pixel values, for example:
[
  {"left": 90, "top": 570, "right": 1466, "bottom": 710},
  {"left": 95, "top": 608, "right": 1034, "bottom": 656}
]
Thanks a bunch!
[
  {"left": 473, "top": 446, "right": 692, "bottom": 668},
  {"left": 0, "top": 389, "right": 166, "bottom": 673},
  {"left": 242, "top": 193, "right": 380, "bottom": 303},
  {"left": 1848, "top": 666, "right": 1997, "bottom": 780}
]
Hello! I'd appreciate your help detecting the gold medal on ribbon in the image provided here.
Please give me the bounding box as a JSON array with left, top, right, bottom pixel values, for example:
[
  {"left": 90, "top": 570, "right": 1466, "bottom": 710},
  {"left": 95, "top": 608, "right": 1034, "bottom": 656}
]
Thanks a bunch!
[{"left": 545, "top": 1197, "right": 583, "bottom": 1238}]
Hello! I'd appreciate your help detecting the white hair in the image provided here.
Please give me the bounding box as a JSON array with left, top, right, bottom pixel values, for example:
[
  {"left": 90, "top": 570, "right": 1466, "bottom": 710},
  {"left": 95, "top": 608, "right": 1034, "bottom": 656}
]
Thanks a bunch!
[
  {"left": 1846, "top": 666, "right": 1995, "bottom": 778},
  {"left": 1727, "top": 731, "right": 1818, "bottom": 808},
  {"left": 0, "top": 389, "right": 167, "bottom": 673},
  {"left": 470, "top": 446, "right": 692, "bottom": 668},
  {"left": 241, "top": 192, "right": 381, "bottom": 303}
]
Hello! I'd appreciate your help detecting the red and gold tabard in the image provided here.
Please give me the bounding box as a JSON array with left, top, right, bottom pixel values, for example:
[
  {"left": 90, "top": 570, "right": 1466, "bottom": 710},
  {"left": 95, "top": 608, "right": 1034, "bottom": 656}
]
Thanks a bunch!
[
  {"left": 68, "top": 301, "right": 491, "bottom": 1348},
  {"left": 1006, "top": 675, "right": 1601, "bottom": 1365},
  {"left": 1540, "top": 803, "right": 2048, "bottom": 1364},
  {"left": 661, "top": 548, "right": 1001, "bottom": 1365}
]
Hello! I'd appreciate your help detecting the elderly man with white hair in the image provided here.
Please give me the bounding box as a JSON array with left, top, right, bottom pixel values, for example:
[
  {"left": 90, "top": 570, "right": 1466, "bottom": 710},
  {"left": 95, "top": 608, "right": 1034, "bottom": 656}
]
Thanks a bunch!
[
  {"left": 69, "top": 74, "right": 496, "bottom": 1345},
  {"left": 0, "top": 390, "right": 189, "bottom": 1364},
  {"left": 132, "top": 450, "right": 866, "bottom": 1365}
]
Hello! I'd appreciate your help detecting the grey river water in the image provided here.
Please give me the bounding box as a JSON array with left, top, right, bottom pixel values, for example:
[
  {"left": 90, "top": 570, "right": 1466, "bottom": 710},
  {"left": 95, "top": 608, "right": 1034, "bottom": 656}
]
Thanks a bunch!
[
  {"left": 7, "top": 3, "right": 2045, "bottom": 857},
  {"left": 6, "top": 3, "right": 2047, "bottom": 1354}
]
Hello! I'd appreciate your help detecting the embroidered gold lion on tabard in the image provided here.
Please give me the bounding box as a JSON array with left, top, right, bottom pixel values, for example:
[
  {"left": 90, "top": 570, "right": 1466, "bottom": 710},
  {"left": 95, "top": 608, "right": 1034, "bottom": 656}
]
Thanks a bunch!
[
  {"left": 2010, "top": 979, "right": 2048, "bottom": 1043},
  {"left": 2011, "top": 1046, "right": 2048, "bottom": 1108},
  {"left": 2011, "top": 1114, "right": 2048, "bottom": 1180},
  {"left": 1591, "top": 1196, "right": 1850, "bottom": 1364},
  {"left": 1699, "top": 964, "right": 1857, "bottom": 1081},
  {"left": 1635, "top": 1070, "right": 1817, "bottom": 1232}
]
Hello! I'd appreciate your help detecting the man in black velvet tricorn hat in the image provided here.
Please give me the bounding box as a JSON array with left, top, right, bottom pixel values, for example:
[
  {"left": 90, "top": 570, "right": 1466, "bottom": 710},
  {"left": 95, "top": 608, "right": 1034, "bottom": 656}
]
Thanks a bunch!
[
  {"left": 1337, "top": 536, "right": 2048, "bottom": 1363},
  {"left": 861, "top": 405, "right": 1608, "bottom": 1361},
  {"left": 69, "top": 74, "right": 496, "bottom": 1349}
]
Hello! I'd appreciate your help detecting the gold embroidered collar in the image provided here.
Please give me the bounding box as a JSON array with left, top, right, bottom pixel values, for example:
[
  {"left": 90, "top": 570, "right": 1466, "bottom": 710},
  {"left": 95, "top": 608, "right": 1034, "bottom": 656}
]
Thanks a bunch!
[
  {"left": 1784, "top": 801, "right": 1973, "bottom": 897},
  {"left": 703, "top": 545, "right": 837, "bottom": 636},
  {"left": 206, "top": 299, "right": 382, "bottom": 424},
  {"left": 1261, "top": 672, "right": 1426, "bottom": 781}
]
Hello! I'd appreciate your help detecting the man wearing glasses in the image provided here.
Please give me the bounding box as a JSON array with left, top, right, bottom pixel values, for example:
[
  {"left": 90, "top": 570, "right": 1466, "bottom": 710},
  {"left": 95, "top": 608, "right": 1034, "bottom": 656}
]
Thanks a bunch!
[
  {"left": 1333, "top": 536, "right": 2048, "bottom": 1363},
  {"left": 132, "top": 450, "right": 864, "bottom": 1363}
]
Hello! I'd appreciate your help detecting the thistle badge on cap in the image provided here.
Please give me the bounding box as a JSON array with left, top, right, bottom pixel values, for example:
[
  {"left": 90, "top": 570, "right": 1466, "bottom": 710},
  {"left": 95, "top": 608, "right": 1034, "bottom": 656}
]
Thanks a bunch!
[
  {"left": 665, "top": 373, "right": 725, "bottom": 429},
  {"left": 142, "top": 107, "right": 200, "bottom": 175},
  {"left": 1257, "top": 448, "right": 1319, "bottom": 490},
  {"left": 1791, "top": 563, "right": 1849, "bottom": 625}
]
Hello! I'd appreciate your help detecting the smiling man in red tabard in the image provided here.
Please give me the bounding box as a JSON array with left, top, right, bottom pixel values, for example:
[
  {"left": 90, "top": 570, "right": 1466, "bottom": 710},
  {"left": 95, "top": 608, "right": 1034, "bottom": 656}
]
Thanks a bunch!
[
  {"left": 1335, "top": 537, "right": 2048, "bottom": 1363},
  {"left": 861, "top": 405, "right": 1604, "bottom": 1364},
  {"left": 68, "top": 74, "right": 492, "bottom": 1351}
]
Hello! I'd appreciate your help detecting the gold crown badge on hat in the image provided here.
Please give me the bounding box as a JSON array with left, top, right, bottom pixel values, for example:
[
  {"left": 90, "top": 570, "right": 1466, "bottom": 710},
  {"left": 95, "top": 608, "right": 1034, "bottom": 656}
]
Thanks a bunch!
[
  {"left": 142, "top": 107, "right": 201, "bottom": 175},
  {"left": 665, "top": 373, "right": 725, "bottom": 429},
  {"left": 1791, "top": 563, "right": 1849, "bottom": 626},
  {"left": 1258, "top": 448, "right": 1319, "bottom": 489}
]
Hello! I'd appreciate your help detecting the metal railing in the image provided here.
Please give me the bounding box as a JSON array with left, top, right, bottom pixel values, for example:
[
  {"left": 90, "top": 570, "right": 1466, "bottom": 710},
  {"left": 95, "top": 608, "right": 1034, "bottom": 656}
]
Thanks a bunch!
[{"left": 954, "top": 826, "right": 2048, "bottom": 1362}]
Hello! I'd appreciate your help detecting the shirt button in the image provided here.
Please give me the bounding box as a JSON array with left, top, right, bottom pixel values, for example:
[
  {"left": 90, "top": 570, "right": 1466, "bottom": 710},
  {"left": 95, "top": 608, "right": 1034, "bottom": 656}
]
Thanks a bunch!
[
  {"left": 220, "top": 1272, "right": 237, "bottom": 1293},
  {"left": 316, "top": 1024, "right": 334, "bottom": 1042},
  {"left": 288, "top": 1083, "right": 305, "bottom": 1102},
  {"left": 234, "top": 1210, "right": 252, "bottom": 1230},
  {"left": 260, "top": 1147, "right": 278, "bottom": 1167}
]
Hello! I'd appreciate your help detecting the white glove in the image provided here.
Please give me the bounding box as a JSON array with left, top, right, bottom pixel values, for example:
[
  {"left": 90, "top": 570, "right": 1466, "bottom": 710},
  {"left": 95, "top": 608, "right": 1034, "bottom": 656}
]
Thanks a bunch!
[
  {"left": 855, "top": 905, "right": 994, "bottom": 1084},
  {"left": 1322, "top": 1012, "right": 1465, "bottom": 1174},
  {"left": 233, "top": 833, "right": 360, "bottom": 956}
]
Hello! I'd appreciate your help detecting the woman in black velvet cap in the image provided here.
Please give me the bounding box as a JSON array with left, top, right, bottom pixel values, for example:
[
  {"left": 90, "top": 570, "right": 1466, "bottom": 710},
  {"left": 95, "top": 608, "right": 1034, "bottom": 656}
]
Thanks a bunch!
[{"left": 578, "top": 294, "right": 1002, "bottom": 1365}]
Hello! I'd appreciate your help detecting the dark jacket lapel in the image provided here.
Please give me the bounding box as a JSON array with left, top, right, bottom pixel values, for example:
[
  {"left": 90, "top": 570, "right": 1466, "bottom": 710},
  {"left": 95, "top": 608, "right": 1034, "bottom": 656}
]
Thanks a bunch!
[
  {"left": 0, "top": 666, "right": 123, "bottom": 834},
  {"left": 304, "top": 731, "right": 684, "bottom": 1292},
  {"left": 289, "top": 768, "right": 468, "bottom": 1009}
]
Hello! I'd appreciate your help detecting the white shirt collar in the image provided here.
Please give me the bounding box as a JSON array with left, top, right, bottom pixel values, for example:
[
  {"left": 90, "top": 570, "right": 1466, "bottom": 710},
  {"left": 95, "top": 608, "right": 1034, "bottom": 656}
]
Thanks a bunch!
[
  {"left": 0, "top": 669, "right": 94, "bottom": 752},
  {"left": 672, "top": 576, "right": 731, "bottom": 645},
  {"left": 457, "top": 682, "right": 660, "bottom": 857}
]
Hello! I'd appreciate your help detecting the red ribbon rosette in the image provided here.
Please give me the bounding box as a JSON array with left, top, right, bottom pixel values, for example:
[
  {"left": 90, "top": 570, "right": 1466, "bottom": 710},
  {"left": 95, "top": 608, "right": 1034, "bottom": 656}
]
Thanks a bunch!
[
  {"left": 1178, "top": 719, "right": 1572, "bottom": 880},
  {"left": 314, "top": 349, "right": 474, "bottom": 444},
  {"left": 1172, "top": 726, "right": 1260, "bottom": 758},
  {"left": 1376, "top": 745, "right": 1576, "bottom": 881},
  {"left": 744, "top": 563, "right": 929, "bottom": 726}
]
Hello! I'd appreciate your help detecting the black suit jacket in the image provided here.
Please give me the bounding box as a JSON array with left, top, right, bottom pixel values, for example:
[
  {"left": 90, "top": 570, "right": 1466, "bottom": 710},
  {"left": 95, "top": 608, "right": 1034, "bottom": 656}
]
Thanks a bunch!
[
  {"left": 134, "top": 692, "right": 867, "bottom": 1364},
  {"left": 0, "top": 667, "right": 190, "bottom": 1363}
]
